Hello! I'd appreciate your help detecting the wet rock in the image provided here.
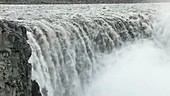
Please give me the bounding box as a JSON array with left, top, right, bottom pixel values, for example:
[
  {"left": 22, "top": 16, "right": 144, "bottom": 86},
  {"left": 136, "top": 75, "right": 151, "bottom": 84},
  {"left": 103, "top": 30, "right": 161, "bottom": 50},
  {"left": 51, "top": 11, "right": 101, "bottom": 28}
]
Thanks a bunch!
[
  {"left": 31, "top": 80, "right": 42, "bottom": 96},
  {"left": 0, "top": 19, "right": 41, "bottom": 96}
]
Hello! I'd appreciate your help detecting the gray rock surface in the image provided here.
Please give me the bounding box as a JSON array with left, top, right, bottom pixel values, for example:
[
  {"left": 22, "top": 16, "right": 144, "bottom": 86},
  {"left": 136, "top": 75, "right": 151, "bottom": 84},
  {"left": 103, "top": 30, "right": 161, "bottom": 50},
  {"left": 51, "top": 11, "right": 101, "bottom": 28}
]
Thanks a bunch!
[{"left": 0, "top": 19, "right": 41, "bottom": 96}]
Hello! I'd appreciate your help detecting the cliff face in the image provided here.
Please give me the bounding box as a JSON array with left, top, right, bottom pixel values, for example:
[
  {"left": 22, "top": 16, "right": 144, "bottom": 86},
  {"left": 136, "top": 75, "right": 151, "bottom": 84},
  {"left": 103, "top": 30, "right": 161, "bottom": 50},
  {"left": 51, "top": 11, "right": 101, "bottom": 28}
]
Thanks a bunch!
[{"left": 0, "top": 20, "right": 41, "bottom": 96}]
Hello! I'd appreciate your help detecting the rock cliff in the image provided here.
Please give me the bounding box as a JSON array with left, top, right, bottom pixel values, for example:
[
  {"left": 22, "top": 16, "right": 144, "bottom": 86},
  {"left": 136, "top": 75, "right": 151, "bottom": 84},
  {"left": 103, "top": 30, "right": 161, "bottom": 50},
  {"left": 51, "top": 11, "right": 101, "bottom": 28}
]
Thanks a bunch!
[{"left": 0, "top": 19, "right": 41, "bottom": 96}]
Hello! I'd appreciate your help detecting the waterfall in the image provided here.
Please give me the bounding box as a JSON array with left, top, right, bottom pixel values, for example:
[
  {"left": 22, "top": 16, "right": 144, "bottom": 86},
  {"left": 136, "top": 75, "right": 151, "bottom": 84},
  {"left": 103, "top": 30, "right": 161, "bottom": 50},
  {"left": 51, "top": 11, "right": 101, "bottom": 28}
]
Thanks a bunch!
[
  {"left": 1, "top": 4, "right": 170, "bottom": 96},
  {"left": 84, "top": 6, "right": 170, "bottom": 96},
  {"left": 26, "top": 11, "right": 152, "bottom": 96}
]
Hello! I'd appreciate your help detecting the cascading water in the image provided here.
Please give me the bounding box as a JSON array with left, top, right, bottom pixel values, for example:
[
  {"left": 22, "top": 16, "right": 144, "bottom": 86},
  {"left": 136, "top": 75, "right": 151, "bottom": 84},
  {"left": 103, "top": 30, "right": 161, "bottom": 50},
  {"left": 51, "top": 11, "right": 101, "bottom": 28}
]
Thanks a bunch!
[
  {"left": 85, "top": 6, "right": 170, "bottom": 96},
  {"left": 26, "top": 6, "right": 153, "bottom": 96},
  {"left": 1, "top": 4, "right": 168, "bottom": 96}
]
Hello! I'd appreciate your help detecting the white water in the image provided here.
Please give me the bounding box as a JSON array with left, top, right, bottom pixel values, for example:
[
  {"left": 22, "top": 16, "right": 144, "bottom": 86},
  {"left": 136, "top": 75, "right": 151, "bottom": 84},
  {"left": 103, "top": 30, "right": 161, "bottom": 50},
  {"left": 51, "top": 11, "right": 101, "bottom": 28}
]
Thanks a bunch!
[
  {"left": 86, "top": 8, "right": 170, "bottom": 96},
  {"left": 24, "top": 4, "right": 169, "bottom": 96},
  {"left": 86, "top": 40, "right": 170, "bottom": 96},
  {"left": 1, "top": 4, "right": 169, "bottom": 96},
  {"left": 22, "top": 4, "right": 154, "bottom": 96}
]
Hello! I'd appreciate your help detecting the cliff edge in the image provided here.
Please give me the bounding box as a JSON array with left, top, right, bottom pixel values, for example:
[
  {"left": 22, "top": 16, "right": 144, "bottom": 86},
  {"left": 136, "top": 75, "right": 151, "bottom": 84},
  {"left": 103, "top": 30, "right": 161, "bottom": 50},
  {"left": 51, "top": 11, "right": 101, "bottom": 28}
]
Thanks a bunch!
[{"left": 0, "top": 19, "right": 41, "bottom": 96}]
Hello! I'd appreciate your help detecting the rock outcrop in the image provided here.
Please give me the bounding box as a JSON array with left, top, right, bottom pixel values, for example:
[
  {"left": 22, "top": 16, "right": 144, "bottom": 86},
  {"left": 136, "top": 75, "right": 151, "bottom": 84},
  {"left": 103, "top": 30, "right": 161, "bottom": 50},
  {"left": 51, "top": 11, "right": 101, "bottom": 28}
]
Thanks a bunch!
[{"left": 0, "top": 19, "right": 41, "bottom": 96}]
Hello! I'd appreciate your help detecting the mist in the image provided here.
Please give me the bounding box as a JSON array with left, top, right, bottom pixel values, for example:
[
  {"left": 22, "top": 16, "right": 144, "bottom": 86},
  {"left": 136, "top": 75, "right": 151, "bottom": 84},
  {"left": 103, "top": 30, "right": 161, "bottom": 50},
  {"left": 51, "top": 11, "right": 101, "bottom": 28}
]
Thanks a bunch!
[
  {"left": 85, "top": 9, "right": 170, "bottom": 95},
  {"left": 86, "top": 39, "right": 170, "bottom": 96}
]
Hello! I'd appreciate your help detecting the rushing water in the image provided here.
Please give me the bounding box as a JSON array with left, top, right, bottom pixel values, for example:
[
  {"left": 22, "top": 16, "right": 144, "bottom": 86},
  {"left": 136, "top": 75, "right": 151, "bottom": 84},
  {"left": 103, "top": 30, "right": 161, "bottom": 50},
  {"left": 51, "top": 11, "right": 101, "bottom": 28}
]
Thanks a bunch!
[
  {"left": 1, "top": 3, "right": 170, "bottom": 96},
  {"left": 85, "top": 7, "right": 170, "bottom": 96},
  {"left": 86, "top": 40, "right": 170, "bottom": 96},
  {"left": 22, "top": 4, "right": 153, "bottom": 96}
]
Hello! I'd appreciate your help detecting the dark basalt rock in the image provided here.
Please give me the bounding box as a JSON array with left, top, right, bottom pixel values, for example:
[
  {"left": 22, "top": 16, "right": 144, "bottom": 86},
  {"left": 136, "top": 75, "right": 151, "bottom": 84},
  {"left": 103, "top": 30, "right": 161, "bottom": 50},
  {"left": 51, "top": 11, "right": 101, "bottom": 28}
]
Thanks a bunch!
[
  {"left": 0, "top": 19, "right": 41, "bottom": 96},
  {"left": 31, "top": 80, "right": 42, "bottom": 96}
]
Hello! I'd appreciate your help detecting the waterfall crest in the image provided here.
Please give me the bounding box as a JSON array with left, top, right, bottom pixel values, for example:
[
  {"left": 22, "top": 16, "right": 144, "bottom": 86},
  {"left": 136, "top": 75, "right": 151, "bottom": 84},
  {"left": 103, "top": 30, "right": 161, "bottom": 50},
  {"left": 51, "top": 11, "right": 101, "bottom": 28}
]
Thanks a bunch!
[{"left": 25, "top": 13, "right": 153, "bottom": 96}]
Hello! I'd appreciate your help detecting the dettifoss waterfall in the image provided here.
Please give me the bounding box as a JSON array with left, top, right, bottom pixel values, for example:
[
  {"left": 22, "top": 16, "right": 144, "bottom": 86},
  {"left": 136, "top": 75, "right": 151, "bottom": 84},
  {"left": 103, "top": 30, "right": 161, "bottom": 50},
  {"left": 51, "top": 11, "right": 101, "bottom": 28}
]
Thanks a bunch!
[{"left": 8, "top": 4, "right": 169, "bottom": 96}]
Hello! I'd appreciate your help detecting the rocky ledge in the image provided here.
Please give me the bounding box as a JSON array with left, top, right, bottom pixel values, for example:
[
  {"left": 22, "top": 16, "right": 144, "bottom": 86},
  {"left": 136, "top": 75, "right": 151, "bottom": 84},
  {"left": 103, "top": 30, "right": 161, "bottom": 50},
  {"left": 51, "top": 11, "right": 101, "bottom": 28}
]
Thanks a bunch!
[{"left": 0, "top": 19, "right": 41, "bottom": 96}]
